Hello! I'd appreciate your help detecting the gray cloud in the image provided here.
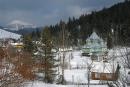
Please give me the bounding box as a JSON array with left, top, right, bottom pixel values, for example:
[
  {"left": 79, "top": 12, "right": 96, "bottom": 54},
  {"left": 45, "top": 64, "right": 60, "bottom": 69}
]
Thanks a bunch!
[{"left": 0, "top": 0, "right": 124, "bottom": 26}]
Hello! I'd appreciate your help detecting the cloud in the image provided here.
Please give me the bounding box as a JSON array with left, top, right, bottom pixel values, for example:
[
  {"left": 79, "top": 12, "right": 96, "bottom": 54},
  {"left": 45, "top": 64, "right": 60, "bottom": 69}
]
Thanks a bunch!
[
  {"left": 0, "top": 0, "right": 124, "bottom": 26},
  {"left": 66, "top": 6, "right": 91, "bottom": 17}
]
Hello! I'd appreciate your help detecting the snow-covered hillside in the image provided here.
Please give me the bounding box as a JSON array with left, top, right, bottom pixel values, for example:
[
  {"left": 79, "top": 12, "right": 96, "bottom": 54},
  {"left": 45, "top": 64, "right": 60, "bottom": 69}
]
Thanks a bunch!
[{"left": 0, "top": 28, "right": 21, "bottom": 39}]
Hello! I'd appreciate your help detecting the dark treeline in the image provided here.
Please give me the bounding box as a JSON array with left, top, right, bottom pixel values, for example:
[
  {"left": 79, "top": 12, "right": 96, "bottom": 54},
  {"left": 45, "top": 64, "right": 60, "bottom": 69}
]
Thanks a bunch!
[
  {"left": 49, "top": 1, "right": 130, "bottom": 46},
  {"left": 31, "top": 1, "right": 130, "bottom": 47}
]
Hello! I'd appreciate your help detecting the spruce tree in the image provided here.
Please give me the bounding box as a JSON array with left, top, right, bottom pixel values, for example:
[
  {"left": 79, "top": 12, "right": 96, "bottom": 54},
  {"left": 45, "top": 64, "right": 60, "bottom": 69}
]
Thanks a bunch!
[
  {"left": 40, "top": 26, "right": 58, "bottom": 83},
  {"left": 107, "top": 32, "right": 113, "bottom": 49},
  {"left": 23, "top": 35, "right": 34, "bottom": 53}
]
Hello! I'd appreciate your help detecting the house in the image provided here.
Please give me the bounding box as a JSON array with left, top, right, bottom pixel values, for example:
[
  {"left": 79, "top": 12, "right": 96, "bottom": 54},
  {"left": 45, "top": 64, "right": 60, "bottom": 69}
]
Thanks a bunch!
[
  {"left": 10, "top": 42, "right": 24, "bottom": 49},
  {"left": 91, "top": 61, "right": 119, "bottom": 81},
  {"left": 82, "top": 31, "right": 107, "bottom": 61}
]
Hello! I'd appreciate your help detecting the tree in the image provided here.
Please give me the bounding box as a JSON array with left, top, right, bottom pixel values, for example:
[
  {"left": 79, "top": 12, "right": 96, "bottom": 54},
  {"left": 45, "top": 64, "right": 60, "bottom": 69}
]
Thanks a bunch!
[
  {"left": 35, "top": 26, "right": 58, "bottom": 83},
  {"left": 23, "top": 35, "right": 34, "bottom": 53},
  {"left": 0, "top": 45, "right": 35, "bottom": 87},
  {"left": 48, "top": 1, "right": 130, "bottom": 47},
  {"left": 36, "top": 28, "right": 41, "bottom": 39},
  {"left": 107, "top": 32, "right": 113, "bottom": 49},
  {"left": 16, "top": 51, "right": 35, "bottom": 80}
]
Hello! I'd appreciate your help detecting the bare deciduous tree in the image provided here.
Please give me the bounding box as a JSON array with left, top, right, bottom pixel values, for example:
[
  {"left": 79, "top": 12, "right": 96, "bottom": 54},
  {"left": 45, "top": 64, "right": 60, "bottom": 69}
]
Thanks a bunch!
[{"left": 0, "top": 46, "right": 35, "bottom": 87}]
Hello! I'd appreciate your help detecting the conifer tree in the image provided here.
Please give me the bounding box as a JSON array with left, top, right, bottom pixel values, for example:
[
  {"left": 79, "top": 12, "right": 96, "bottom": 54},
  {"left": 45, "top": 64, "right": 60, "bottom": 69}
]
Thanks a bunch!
[
  {"left": 39, "top": 26, "right": 58, "bottom": 83},
  {"left": 107, "top": 32, "right": 113, "bottom": 49},
  {"left": 23, "top": 35, "right": 34, "bottom": 53}
]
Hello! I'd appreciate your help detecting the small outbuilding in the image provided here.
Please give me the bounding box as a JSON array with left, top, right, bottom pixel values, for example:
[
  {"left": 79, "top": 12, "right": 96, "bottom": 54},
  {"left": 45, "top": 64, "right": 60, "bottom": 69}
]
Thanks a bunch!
[{"left": 91, "top": 61, "right": 120, "bottom": 81}]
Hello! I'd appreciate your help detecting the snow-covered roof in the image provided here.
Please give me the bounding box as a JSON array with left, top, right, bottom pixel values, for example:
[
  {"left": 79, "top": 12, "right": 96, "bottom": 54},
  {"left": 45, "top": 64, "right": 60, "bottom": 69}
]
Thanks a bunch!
[
  {"left": 88, "top": 32, "right": 101, "bottom": 40},
  {"left": 0, "top": 28, "right": 21, "bottom": 39},
  {"left": 10, "top": 42, "right": 23, "bottom": 46},
  {"left": 91, "top": 61, "right": 117, "bottom": 73},
  {"left": 84, "top": 31, "right": 107, "bottom": 50},
  {"left": 59, "top": 47, "right": 73, "bottom": 52}
]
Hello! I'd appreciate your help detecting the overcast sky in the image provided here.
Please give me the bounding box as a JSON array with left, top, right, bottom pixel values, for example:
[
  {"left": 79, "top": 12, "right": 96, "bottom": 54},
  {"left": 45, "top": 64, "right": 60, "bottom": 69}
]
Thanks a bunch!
[{"left": 0, "top": 0, "right": 123, "bottom": 27}]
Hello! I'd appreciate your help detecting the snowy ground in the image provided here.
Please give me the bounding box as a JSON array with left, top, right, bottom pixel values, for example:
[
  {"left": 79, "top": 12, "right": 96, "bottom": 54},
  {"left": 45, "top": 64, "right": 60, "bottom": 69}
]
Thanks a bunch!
[
  {"left": 25, "top": 47, "right": 130, "bottom": 87},
  {"left": 25, "top": 50, "right": 108, "bottom": 87},
  {"left": 25, "top": 81, "right": 108, "bottom": 87},
  {"left": 63, "top": 50, "right": 100, "bottom": 84}
]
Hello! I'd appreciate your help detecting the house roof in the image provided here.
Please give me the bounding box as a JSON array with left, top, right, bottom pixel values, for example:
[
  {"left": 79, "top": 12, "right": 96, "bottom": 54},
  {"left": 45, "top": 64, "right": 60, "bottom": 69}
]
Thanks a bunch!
[
  {"left": 88, "top": 32, "right": 101, "bottom": 40},
  {"left": 85, "top": 31, "right": 107, "bottom": 48},
  {"left": 91, "top": 61, "right": 117, "bottom": 73},
  {"left": 10, "top": 42, "right": 23, "bottom": 46}
]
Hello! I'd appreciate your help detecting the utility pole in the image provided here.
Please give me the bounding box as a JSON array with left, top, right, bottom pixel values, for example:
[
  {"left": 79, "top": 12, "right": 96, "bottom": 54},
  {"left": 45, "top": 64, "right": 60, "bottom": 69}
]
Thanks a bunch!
[
  {"left": 87, "top": 62, "right": 93, "bottom": 87},
  {"left": 87, "top": 65, "right": 90, "bottom": 87},
  {"left": 111, "top": 26, "right": 115, "bottom": 78},
  {"left": 61, "top": 21, "right": 65, "bottom": 84},
  {"left": 78, "top": 25, "right": 81, "bottom": 49}
]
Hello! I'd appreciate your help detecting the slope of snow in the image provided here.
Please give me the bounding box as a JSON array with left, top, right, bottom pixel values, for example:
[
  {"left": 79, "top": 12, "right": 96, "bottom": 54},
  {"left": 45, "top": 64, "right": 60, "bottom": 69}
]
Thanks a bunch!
[{"left": 0, "top": 28, "right": 21, "bottom": 39}]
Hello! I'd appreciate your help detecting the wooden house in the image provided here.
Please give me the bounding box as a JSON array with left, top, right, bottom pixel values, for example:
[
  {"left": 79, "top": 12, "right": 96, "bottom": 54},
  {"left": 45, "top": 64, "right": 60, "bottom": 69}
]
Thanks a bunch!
[
  {"left": 91, "top": 61, "right": 119, "bottom": 81},
  {"left": 10, "top": 42, "right": 24, "bottom": 49}
]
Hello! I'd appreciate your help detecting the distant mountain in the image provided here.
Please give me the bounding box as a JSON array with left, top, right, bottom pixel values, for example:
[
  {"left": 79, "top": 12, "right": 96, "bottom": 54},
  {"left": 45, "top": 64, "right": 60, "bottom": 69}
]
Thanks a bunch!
[
  {"left": 14, "top": 27, "right": 43, "bottom": 35},
  {"left": 0, "top": 28, "right": 21, "bottom": 40},
  {"left": 7, "top": 20, "right": 36, "bottom": 31},
  {"left": 3, "top": 27, "right": 43, "bottom": 35},
  {"left": 2, "top": 20, "right": 44, "bottom": 35}
]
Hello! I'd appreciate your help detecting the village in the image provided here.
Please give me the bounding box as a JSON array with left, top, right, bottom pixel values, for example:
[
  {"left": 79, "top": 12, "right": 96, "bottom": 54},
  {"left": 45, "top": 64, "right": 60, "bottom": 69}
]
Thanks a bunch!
[
  {"left": 0, "top": 28, "right": 130, "bottom": 87},
  {"left": 0, "top": 0, "right": 130, "bottom": 87}
]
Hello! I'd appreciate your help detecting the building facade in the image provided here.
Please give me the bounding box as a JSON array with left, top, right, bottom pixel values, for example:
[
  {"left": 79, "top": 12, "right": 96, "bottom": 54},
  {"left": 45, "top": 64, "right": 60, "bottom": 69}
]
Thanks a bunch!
[
  {"left": 82, "top": 32, "right": 107, "bottom": 61},
  {"left": 91, "top": 61, "right": 119, "bottom": 81}
]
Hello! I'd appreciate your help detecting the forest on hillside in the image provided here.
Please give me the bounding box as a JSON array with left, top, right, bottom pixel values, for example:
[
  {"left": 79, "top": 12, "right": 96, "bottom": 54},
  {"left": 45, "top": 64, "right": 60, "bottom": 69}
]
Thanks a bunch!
[{"left": 28, "top": 0, "right": 130, "bottom": 48}]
